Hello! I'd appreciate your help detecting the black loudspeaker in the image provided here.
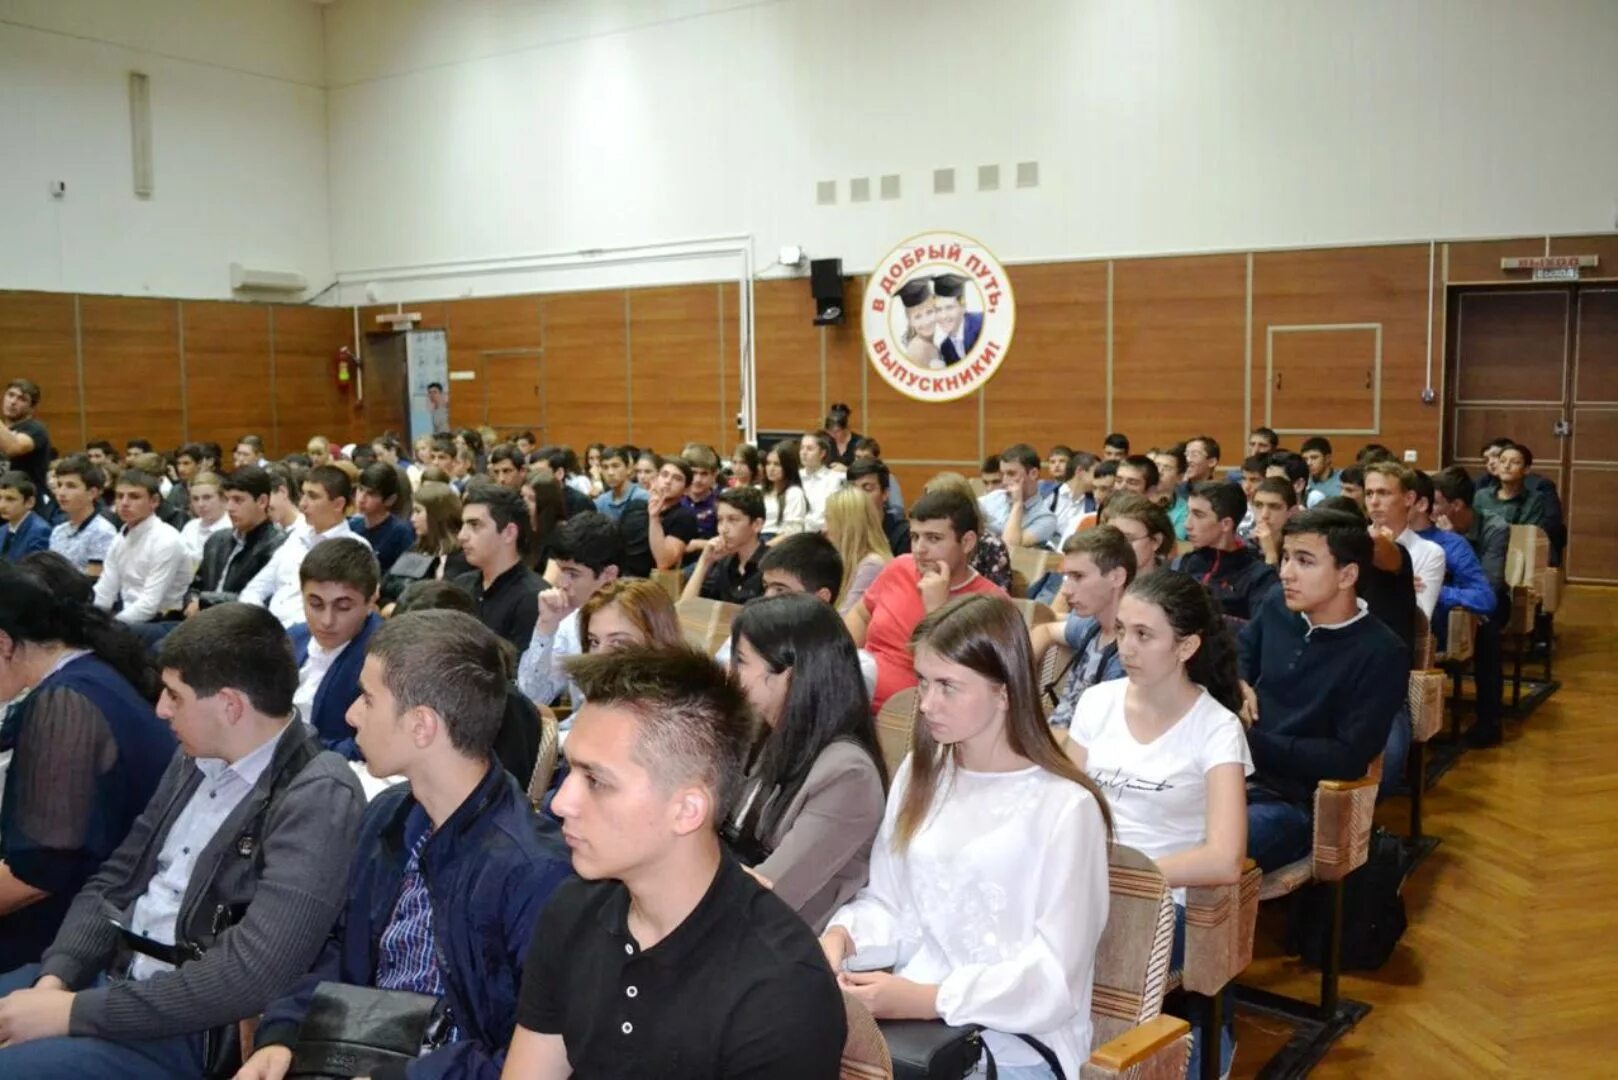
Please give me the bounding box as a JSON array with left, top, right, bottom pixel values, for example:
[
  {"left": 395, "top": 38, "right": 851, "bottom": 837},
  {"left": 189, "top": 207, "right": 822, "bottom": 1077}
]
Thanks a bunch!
[{"left": 809, "top": 258, "right": 844, "bottom": 325}]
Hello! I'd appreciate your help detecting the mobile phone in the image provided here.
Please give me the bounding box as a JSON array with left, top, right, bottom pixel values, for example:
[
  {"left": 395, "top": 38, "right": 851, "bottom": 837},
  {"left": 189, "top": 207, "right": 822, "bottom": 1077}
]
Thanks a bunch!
[{"left": 842, "top": 944, "right": 900, "bottom": 974}]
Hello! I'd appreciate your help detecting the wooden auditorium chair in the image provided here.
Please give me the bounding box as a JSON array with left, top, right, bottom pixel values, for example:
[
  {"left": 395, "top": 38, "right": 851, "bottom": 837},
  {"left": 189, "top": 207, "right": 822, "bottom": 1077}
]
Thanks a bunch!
[
  {"left": 526, "top": 707, "right": 561, "bottom": 810},
  {"left": 840, "top": 992, "right": 893, "bottom": 1079},
  {"left": 1406, "top": 610, "right": 1451, "bottom": 848},
  {"left": 1009, "top": 545, "right": 1061, "bottom": 598},
  {"left": 1503, "top": 524, "right": 1559, "bottom": 710},
  {"left": 674, "top": 596, "right": 741, "bottom": 655},
  {"left": 650, "top": 566, "right": 683, "bottom": 604},
  {"left": 874, "top": 687, "right": 917, "bottom": 775},
  {"left": 1038, "top": 641, "right": 1077, "bottom": 721},
  {"left": 1009, "top": 597, "right": 1060, "bottom": 635},
  {"left": 1166, "top": 862, "right": 1263, "bottom": 1080}
]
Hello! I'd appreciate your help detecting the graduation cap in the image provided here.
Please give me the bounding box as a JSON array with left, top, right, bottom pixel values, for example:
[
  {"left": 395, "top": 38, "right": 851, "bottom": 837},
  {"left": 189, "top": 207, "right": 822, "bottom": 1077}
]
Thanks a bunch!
[
  {"left": 897, "top": 279, "right": 933, "bottom": 309},
  {"left": 932, "top": 273, "right": 969, "bottom": 300}
]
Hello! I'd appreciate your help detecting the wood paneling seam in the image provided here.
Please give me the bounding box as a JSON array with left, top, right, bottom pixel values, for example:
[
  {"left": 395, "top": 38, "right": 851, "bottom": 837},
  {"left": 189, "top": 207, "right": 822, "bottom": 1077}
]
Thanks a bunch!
[
  {"left": 176, "top": 301, "right": 189, "bottom": 440},
  {"left": 1244, "top": 253, "right": 1254, "bottom": 436},
  {"left": 1104, "top": 261, "right": 1114, "bottom": 432},
  {"left": 623, "top": 291, "right": 633, "bottom": 442},
  {"left": 268, "top": 306, "right": 280, "bottom": 456},
  {"left": 72, "top": 294, "right": 87, "bottom": 447}
]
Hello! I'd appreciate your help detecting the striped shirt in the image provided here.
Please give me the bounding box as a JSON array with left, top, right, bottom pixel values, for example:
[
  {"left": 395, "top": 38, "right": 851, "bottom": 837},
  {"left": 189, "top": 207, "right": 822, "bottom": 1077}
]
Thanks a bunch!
[{"left": 375, "top": 806, "right": 456, "bottom": 1040}]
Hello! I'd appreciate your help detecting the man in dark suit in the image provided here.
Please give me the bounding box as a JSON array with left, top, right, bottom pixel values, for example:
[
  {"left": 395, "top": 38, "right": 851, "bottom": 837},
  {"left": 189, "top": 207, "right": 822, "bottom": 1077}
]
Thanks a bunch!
[
  {"left": 185, "top": 466, "right": 285, "bottom": 614},
  {"left": 932, "top": 273, "right": 983, "bottom": 365}
]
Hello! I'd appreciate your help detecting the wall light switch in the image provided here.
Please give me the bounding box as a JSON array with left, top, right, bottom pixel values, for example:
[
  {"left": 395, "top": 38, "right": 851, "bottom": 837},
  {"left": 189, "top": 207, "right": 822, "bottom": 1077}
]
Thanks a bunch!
[{"left": 1403, "top": 449, "right": 1418, "bottom": 464}]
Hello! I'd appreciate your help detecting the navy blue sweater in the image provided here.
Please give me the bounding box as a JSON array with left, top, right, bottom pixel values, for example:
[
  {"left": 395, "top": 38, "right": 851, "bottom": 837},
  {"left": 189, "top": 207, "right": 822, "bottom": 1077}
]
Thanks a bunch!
[{"left": 1238, "top": 589, "right": 1409, "bottom": 804}]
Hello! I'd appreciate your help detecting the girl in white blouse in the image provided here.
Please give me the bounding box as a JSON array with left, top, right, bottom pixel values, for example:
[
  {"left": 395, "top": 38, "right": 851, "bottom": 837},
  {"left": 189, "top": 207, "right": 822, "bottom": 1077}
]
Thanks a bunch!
[
  {"left": 822, "top": 594, "right": 1112, "bottom": 1079},
  {"left": 1067, "top": 570, "right": 1251, "bottom": 1079},
  {"left": 761, "top": 440, "right": 808, "bottom": 540}
]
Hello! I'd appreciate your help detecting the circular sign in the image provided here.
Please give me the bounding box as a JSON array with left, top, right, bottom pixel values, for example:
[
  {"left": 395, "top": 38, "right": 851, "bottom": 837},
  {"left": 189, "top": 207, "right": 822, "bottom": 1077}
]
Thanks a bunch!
[{"left": 861, "top": 231, "right": 1015, "bottom": 403}]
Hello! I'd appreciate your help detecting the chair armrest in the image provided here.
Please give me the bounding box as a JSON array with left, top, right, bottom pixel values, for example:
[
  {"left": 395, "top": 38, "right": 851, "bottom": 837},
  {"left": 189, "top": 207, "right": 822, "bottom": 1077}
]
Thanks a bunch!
[
  {"left": 1180, "top": 861, "right": 1261, "bottom": 996},
  {"left": 1312, "top": 774, "right": 1378, "bottom": 882},
  {"left": 1407, "top": 669, "right": 1447, "bottom": 744},
  {"left": 1082, "top": 1014, "right": 1191, "bottom": 1079}
]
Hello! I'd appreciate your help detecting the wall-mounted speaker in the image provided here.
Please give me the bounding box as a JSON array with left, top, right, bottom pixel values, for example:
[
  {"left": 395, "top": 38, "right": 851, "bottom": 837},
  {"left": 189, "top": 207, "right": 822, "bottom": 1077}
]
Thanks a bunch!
[{"left": 810, "top": 258, "right": 844, "bottom": 325}]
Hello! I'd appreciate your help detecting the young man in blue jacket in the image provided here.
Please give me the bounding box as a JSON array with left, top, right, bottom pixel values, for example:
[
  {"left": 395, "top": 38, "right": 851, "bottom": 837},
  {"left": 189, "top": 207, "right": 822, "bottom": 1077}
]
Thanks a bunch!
[
  {"left": 240, "top": 610, "right": 573, "bottom": 1080},
  {"left": 289, "top": 538, "right": 382, "bottom": 758},
  {"left": 0, "top": 471, "right": 51, "bottom": 560},
  {"left": 1238, "top": 509, "right": 1409, "bottom": 871}
]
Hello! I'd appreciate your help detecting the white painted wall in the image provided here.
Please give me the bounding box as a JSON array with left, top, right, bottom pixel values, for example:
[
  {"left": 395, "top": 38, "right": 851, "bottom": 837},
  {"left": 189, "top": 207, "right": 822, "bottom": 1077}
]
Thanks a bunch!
[
  {"left": 0, "top": 0, "right": 330, "bottom": 299},
  {"left": 323, "top": 0, "right": 1618, "bottom": 303}
]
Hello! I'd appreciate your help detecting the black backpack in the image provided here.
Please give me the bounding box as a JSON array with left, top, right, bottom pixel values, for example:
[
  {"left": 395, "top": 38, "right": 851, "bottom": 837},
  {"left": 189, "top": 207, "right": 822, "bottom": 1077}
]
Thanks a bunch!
[{"left": 1286, "top": 826, "right": 1409, "bottom": 971}]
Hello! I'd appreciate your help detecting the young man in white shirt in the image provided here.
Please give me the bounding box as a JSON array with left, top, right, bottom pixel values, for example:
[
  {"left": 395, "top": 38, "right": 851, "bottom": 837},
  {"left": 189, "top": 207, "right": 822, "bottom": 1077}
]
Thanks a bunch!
[
  {"left": 289, "top": 538, "right": 381, "bottom": 755},
  {"left": 517, "top": 513, "right": 624, "bottom": 709},
  {"left": 797, "top": 430, "right": 844, "bottom": 532},
  {"left": 240, "top": 465, "right": 360, "bottom": 628},
  {"left": 177, "top": 472, "right": 231, "bottom": 572},
  {"left": 1362, "top": 461, "right": 1446, "bottom": 622},
  {"left": 93, "top": 470, "right": 190, "bottom": 626},
  {"left": 977, "top": 444, "right": 1058, "bottom": 549}
]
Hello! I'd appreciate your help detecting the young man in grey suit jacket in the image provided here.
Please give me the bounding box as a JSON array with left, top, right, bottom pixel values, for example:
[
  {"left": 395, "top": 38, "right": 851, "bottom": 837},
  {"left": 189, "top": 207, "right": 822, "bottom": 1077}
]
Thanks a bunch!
[{"left": 0, "top": 603, "right": 367, "bottom": 1079}]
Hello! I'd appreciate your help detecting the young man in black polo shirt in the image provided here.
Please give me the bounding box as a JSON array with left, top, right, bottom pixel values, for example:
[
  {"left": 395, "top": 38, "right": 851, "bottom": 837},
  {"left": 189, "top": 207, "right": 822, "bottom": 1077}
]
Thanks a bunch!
[
  {"left": 1238, "top": 509, "right": 1408, "bottom": 871},
  {"left": 0, "top": 378, "right": 51, "bottom": 518},
  {"left": 1174, "top": 481, "right": 1278, "bottom": 621},
  {"left": 645, "top": 456, "right": 700, "bottom": 571},
  {"left": 847, "top": 457, "right": 911, "bottom": 555},
  {"left": 454, "top": 481, "right": 543, "bottom": 651},
  {"left": 504, "top": 647, "right": 845, "bottom": 1078},
  {"left": 681, "top": 487, "right": 765, "bottom": 604}
]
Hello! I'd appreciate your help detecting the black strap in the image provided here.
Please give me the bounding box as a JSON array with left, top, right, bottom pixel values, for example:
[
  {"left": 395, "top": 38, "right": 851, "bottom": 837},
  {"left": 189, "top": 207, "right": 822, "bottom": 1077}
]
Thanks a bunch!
[{"left": 979, "top": 1034, "right": 1066, "bottom": 1079}]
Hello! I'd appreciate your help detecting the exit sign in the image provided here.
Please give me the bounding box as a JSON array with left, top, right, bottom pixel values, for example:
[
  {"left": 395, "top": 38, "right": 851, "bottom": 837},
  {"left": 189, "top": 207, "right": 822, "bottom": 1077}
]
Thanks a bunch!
[{"left": 1500, "top": 254, "right": 1599, "bottom": 271}]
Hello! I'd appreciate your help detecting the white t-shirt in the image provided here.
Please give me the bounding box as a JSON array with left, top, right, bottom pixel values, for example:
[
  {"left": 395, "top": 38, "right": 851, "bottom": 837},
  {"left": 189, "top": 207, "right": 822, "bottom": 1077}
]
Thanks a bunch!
[
  {"left": 1069, "top": 679, "right": 1252, "bottom": 902},
  {"left": 293, "top": 638, "right": 351, "bottom": 722}
]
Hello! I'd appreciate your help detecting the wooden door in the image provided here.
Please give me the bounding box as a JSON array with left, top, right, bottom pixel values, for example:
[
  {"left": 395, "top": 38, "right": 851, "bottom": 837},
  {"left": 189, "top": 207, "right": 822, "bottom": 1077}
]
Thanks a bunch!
[
  {"left": 479, "top": 348, "right": 545, "bottom": 440},
  {"left": 1567, "top": 288, "right": 1618, "bottom": 582}
]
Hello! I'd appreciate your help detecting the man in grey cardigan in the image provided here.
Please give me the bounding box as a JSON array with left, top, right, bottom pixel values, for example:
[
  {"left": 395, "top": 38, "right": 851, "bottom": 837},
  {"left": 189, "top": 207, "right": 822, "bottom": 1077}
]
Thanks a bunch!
[{"left": 0, "top": 603, "right": 366, "bottom": 1078}]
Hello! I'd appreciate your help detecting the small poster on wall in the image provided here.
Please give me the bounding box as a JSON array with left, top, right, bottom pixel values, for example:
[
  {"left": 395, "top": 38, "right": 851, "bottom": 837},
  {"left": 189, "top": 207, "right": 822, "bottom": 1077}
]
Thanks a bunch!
[{"left": 862, "top": 231, "right": 1016, "bottom": 403}]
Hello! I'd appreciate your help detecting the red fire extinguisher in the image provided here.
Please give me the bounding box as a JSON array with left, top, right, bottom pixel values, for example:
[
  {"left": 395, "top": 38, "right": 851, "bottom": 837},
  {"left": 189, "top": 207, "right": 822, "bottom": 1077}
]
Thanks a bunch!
[{"left": 335, "top": 347, "right": 357, "bottom": 393}]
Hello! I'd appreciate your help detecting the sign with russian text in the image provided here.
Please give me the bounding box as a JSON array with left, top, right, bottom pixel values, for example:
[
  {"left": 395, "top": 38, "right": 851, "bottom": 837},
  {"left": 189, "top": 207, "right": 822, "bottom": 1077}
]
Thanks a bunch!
[
  {"left": 1500, "top": 254, "right": 1599, "bottom": 270},
  {"left": 862, "top": 231, "right": 1016, "bottom": 403}
]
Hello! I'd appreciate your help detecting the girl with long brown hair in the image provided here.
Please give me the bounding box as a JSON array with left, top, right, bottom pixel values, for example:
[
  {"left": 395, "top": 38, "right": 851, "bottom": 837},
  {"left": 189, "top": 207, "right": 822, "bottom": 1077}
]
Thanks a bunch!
[{"left": 822, "top": 594, "right": 1111, "bottom": 1080}]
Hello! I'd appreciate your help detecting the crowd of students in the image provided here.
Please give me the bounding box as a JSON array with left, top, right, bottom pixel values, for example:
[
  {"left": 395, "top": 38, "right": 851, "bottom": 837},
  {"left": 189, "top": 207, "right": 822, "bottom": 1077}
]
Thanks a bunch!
[{"left": 0, "top": 375, "right": 1558, "bottom": 1078}]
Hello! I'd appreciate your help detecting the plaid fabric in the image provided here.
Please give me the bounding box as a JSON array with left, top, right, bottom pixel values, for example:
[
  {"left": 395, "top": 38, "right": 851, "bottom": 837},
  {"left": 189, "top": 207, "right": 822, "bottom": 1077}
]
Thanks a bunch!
[{"left": 376, "top": 827, "right": 448, "bottom": 1006}]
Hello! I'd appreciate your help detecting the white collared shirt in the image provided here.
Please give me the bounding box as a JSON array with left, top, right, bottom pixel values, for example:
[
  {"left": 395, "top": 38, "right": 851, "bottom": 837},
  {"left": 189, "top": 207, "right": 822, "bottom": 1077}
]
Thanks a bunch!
[
  {"left": 1396, "top": 527, "right": 1447, "bottom": 621},
  {"left": 179, "top": 514, "right": 234, "bottom": 572},
  {"left": 126, "top": 723, "right": 290, "bottom": 981},
  {"left": 92, "top": 514, "right": 190, "bottom": 623},
  {"left": 293, "top": 637, "right": 352, "bottom": 720},
  {"left": 240, "top": 518, "right": 361, "bottom": 628},
  {"left": 1302, "top": 597, "right": 1371, "bottom": 636},
  {"left": 799, "top": 466, "right": 845, "bottom": 532},
  {"left": 517, "top": 609, "right": 582, "bottom": 709}
]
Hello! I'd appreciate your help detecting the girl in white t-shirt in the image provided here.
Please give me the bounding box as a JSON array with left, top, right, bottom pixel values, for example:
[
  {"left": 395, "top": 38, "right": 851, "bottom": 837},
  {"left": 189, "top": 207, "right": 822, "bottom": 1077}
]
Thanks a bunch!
[
  {"left": 822, "top": 595, "right": 1112, "bottom": 1079},
  {"left": 1068, "top": 570, "right": 1251, "bottom": 1078}
]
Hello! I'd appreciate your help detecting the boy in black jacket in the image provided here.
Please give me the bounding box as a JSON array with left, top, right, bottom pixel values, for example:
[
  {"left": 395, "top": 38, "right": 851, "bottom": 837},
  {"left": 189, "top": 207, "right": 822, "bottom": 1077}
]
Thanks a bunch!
[{"left": 1238, "top": 509, "right": 1408, "bottom": 871}]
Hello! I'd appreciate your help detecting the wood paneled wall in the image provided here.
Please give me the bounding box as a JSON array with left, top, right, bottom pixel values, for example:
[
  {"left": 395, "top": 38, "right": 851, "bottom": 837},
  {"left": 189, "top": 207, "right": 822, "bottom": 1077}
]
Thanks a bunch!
[{"left": 0, "top": 291, "right": 357, "bottom": 459}]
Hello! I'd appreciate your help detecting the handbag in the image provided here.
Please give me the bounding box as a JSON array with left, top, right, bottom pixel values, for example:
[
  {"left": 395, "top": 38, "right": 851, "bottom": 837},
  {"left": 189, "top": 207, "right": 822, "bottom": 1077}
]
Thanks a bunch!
[
  {"left": 880, "top": 1019, "right": 1064, "bottom": 1080},
  {"left": 287, "top": 982, "right": 449, "bottom": 1079}
]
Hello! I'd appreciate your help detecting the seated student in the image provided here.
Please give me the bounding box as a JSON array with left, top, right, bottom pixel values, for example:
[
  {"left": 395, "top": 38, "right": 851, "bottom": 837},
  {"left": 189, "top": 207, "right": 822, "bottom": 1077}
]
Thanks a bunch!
[
  {"left": 1067, "top": 571, "right": 1250, "bottom": 1078},
  {"left": 847, "top": 457, "right": 911, "bottom": 556},
  {"left": 1102, "top": 431, "right": 1130, "bottom": 462},
  {"left": 1248, "top": 476, "right": 1297, "bottom": 566},
  {"left": 0, "top": 563, "right": 173, "bottom": 970},
  {"left": 1030, "top": 525, "right": 1136, "bottom": 728},
  {"left": 521, "top": 465, "right": 567, "bottom": 571},
  {"left": 518, "top": 512, "right": 625, "bottom": 708},
  {"left": 593, "top": 445, "right": 649, "bottom": 521},
  {"left": 1247, "top": 426, "right": 1278, "bottom": 460},
  {"left": 485, "top": 442, "right": 526, "bottom": 493},
  {"left": 1408, "top": 469, "right": 1495, "bottom": 638},
  {"left": 448, "top": 445, "right": 476, "bottom": 494},
  {"left": 427, "top": 434, "right": 457, "bottom": 477},
  {"left": 1097, "top": 492, "right": 1177, "bottom": 583},
  {"left": 288, "top": 539, "right": 382, "bottom": 757},
  {"left": 92, "top": 470, "right": 189, "bottom": 626},
  {"left": 761, "top": 439, "right": 808, "bottom": 540},
  {"left": 1238, "top": 510, "right": 1409, "bottom": 871},
  {"left": 48, "top": 457, "right": 118, "bottom": 576},
  {"left": 1431, "top": 467, "right": 1510, "bottom": 748},
  {"left": 681, "top": 444, "right": 723, "bottom": 540},
  {"left": 844, "top": 489, "right": 1006, "bottom": 711},
  {"left": 1173, "top": 481, "right": 1279, "bottom": 622},
  {"left": 185, "top": 466, "right": 283, "bottom": 615},
  {"left": 379, "top": 480, "right": 470, "bottom": 609},
  {"left": 239, "top": 464, "right": 360, "bottom": 628},
  {"left": 238, "top": 611, "right": 573, "bottom": 1080},
  {"left": 1266, "top": 450, "right": 1324, "bottom": 509},
  {"left": 852, "top": 437, "right": 904, "bottom": 512},
  {"left": 728, "top": 442, "right": 761, "bottom": 488},
  {"left": 924, "top": 472, "right": 1013, "bottom": 590},
  {"left": 1043, "top": 444, "right": 1074, "bottom": 496},
  {"left": 504, "top": 647, "right": 846, "bottom": 1078},
  {"left": 262, "top": 463, "right": 306, "bottom": 533},
  {"left": 824, "top": 595, "right": 1110, "bottom": 1079},
  {"left": 1316, "top": 494, "right": 1417, "bottom": 662},
  {"left": 453, "top": 481, "right": 544, "bottom": 652},
  {"left": 979, "top": 443, "right": 1060, "bottom": 549},
  {"left": 1148, "top": 445, "right": 1190, "bottom": 539},
  {"left": 0, "top": 604, "right": 365, "bottom": 1079},
  {"left": 1116, "top": 453, "right": 1159, "bottom": 499},
  {"left": 347, "top": 463, "right": 414, "bottom": 574},
  {"left": 83, "top": 440, "right": 115, "bottom": 470},
  {"left": 1473, "top": 442, "right": 1565, "bottom": 562},
  {"left": 0, "top": 471, "right": 51, "bottom": 561},
  {"left": 631, "top": 450, "right": 659, "bottom": 491},
  {"left": 978, "top": 454, "right": 1002, "bottom": 490},
  {"left": 824, "top": 402, "right": 862, "bottom": 469},
  {"left": 823, "top": 486, "right": 894, "bottom": 615},
  {"left": 1059, "top": 458, "right": 1118, "bottom": 540},
  {"left": 162, "top": 443, "right": 203, "bottom": 524},
  {"left": 1300, "top": 436, "right": 1341, "bottom": 500},
  {"left": 683, "top": 487, "right": 768, "bottom": 605},
  {"left": 645, "top": 455, "right": 701, "bottom": 570},
  {"left": 1235, "top": 453, "right": 1269, "bottom": 538},
  {"left": 1362, "top": 461, "right": 1446, "bottom": 623},
  {"left": 1050, "top": 450, "right": 1100, "bottom": 541},
  {"left": 1183, "top": 435, "right": 1221, "bottom": 486},
  {"left": 125, "top": 438, "right": 156, "bottom": 468},
  {"left": 726, "top": 594, "right": 887, "bottom": 933},
  {"left": 1338, "top": 464, "right": 1366, "bottom": 510},
  {"left": 175, "top": 471, "right": 231, "bottom": 572},
  {"left": 798, "top": 429, "right": 846, "bottom": 532}
]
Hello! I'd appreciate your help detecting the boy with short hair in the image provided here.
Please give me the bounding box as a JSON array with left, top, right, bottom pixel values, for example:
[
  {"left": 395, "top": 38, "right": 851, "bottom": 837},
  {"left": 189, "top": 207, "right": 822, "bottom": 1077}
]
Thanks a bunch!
[
  {"left": 1174, "top": 481, "right": 1279, "bottom": 621},
  {"left": 1248, "top": 477, "right": 1298, "bottom": 566},
  {"left": 289, "top": 538, "right": 383, "bottom": 755},
  {"left": 593, "top": 445, "right": 649, "bottom": 521},
  {"left": 348, "top": 462, "right": 414, "bottom": 574},
  {"left": 517, "top": 512, "right": 625, "bottom": 707},
  {"left": 176, "top": 471, "right": 232, "bottom": 571},
  {"left": 48, "top": 456, "right": 118, "bottom": 575},
  {"left": 0, "top": 471, "right": 50, "bottom": 561},
  {"left": 1031, "top": 525, "right": 1136, "bottom": 727},
  {"left": 846, "top": 458, "right": 910, "bottom": 556},
  {"left": 1300, "top": 436, "right": 1340, "bottom": 500},
  {"left": 646, "top": 456, "right": 701, "bottom": 570},
  {"left": 92, "top": 470, "right": 190, "bottom": 625},
  {"left": 681, "top": 445, "right": 722, "bottom": 539},
  {"left": 454, "top": 481, "right": 543, "bottom": 651},
  {"left": 682, "top": 487, "right": 766, "bottom": 604},
  {"left": 187, "top": 466, "right": 284, "bottom": 614},
  {"left": 978, "top": 443, "right": 1058, "bottom": 548},
  {"left": 1101, "top": 432, "right": 1130, "bottom": 462},
  {"left": 240, "top": 464, "right": 360, "bottom": 628}
]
